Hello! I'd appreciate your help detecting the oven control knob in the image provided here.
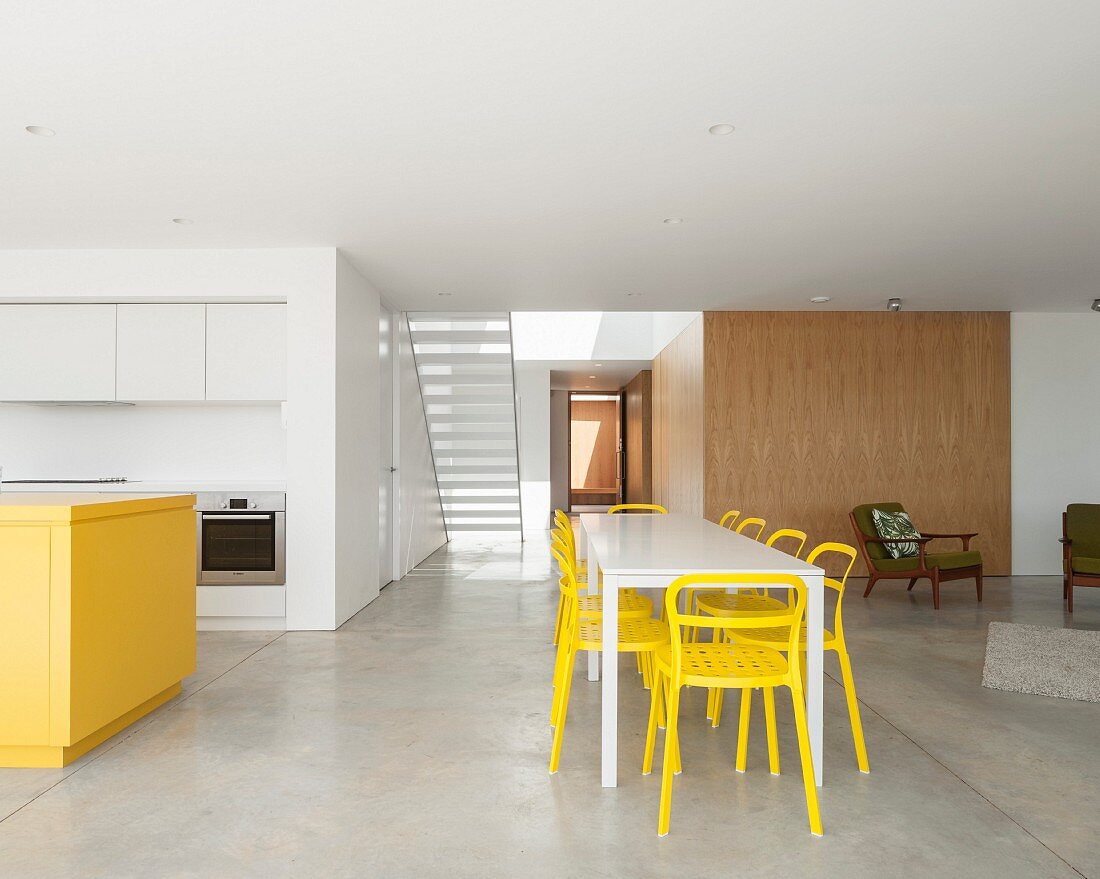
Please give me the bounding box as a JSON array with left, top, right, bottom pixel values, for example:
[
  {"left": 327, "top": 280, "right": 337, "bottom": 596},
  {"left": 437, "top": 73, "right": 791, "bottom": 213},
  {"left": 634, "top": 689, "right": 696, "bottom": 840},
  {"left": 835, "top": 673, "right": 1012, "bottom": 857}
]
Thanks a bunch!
[
  {"left": 249, "top": 502, "right": 257, "bottom": 509},
  {"left": 219, "top": 502, "right": 228, "bottom": 509}
]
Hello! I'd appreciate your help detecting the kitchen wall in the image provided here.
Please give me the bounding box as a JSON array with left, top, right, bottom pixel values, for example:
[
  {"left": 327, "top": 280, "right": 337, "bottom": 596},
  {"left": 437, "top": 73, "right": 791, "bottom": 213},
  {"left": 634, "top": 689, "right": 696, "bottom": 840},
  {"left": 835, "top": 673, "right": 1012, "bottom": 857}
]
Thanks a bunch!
[
  {"left": 0, "top": 404, "right": 284, "bottom": 481},
  {"left": 0, "top": 247, "right": 385, "bottom": 631},
  {"left": 397, "top": 314, "right": 448, "bottom": 573},
  {"left": 1011, "top": 313, "right": 1100, "bottom": 574}
]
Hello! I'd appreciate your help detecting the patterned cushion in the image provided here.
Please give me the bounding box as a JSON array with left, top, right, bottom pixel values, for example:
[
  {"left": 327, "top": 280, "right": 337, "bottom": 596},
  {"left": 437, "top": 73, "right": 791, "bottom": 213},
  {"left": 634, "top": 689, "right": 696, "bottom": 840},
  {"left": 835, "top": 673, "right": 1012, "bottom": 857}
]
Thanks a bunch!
[{"left": 871, "top": 508, "right": 922, "bottom": 559}]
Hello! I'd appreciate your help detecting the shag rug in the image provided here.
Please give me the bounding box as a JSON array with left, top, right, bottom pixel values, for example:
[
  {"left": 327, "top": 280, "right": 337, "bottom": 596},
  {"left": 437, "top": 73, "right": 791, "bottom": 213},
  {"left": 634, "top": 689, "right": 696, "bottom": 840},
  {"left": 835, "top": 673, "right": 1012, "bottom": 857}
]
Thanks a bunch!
[{"left": 982, "top": 621, "right": 1100, "bottom": 702}]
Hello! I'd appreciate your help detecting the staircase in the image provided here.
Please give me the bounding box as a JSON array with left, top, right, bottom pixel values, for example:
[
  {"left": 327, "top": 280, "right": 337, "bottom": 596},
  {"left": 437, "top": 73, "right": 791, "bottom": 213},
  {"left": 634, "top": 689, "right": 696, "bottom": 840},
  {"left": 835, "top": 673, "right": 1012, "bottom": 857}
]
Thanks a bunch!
[{"left": 408, "top": 313, "right": 523, "bottom": 536}]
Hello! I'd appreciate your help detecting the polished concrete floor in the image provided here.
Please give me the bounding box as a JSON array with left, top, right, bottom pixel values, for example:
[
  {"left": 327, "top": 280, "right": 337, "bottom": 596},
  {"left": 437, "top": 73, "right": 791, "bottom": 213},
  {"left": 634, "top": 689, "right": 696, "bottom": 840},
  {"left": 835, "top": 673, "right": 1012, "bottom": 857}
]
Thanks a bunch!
[{"left": 1, "top": 536, "right": 1097, "bottom": 878}]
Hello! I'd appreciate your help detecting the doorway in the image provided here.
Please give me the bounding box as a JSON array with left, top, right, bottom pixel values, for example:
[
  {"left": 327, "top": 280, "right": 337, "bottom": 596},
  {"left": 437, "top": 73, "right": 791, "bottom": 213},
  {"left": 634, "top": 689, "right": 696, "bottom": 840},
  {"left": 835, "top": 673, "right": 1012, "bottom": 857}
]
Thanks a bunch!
[{"left": 568, "top": 392, "right": 622, "bottom": 511}]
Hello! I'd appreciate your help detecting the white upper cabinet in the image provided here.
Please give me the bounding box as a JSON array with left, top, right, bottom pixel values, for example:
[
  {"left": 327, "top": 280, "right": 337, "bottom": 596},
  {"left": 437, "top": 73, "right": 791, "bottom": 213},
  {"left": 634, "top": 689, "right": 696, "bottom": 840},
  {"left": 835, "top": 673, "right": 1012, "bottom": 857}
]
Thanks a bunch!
[
  {"left": 116, "top": 304, "right": 207, "bottom": 401},
  {"left": 0, "top": 304, "right": 117, "bottom": 401},
  {"left": 205, "top": 304, "right": 287, "bottom": 401}
]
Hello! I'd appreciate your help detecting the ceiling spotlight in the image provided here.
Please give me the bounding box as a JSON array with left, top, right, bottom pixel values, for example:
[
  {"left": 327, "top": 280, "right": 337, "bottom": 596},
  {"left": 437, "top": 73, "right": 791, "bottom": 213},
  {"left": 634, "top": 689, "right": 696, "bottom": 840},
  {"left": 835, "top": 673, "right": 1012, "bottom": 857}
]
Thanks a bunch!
[
  {"left": 437, "top": 291, "right": 452, "bottom": 297},
  {"left": 588, "top": 375, "right": 596, "bottom": 379},
  {"left": 662, "top": 217, "right": 684, "bottom": 225},
  {"left": 887, "top": 298, "right": 902, "bottom": 312},
  {"left": 171, "top": 218, "right": 193, "bottom": 225},
  {"left": 25, "top": 125, "right": 56, "bottom": 137},
  {"left": 708, "top": 123, "right": 735, "bottom": 136},
  {"left": 810, "top": 296, "right": 831, "bottom": 304},
  {"left": 1092, "top": 299, "right": 1100, "bottom": 312},
  {"left": 594, "top": 363, "right": 603, "bottom": 367}
]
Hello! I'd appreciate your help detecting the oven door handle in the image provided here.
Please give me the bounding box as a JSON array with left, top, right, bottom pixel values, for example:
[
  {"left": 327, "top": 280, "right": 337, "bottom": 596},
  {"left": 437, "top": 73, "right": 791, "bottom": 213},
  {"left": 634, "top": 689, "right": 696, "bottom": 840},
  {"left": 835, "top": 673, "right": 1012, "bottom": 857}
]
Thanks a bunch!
[{"left": 202, "top": 513, "right": 275, "bottom": 520}]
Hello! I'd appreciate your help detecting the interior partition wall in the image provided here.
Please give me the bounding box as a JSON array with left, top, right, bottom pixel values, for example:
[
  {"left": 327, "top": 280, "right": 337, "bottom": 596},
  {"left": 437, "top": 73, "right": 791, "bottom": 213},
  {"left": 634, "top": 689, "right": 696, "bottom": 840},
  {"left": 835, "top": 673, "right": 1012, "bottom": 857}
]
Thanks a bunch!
[{"left": 653, "top": 312, "right": 1012, "bottom": 576}]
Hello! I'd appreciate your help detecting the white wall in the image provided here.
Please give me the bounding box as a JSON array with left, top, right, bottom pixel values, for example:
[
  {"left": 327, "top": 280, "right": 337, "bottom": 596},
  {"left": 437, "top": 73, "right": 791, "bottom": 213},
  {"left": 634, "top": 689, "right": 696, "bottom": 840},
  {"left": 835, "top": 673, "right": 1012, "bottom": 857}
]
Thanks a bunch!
[
  {"left": 549, "top": 390, "right": 570, "bottom": 514},
  {"left": 397, "top": 314, "right": 448, "bottom": 572},
  {"left": 0, "top": 404, "right": 284, "bottom": 480},
  {"left": 514, "top": 361, "right": 551, "bottom": 535},
  {"left": 332, "top": 253, "right": 381, "bottom": 627},
  {"left": 1011, "top": 313, "right": 1100, "bottom": 574}
]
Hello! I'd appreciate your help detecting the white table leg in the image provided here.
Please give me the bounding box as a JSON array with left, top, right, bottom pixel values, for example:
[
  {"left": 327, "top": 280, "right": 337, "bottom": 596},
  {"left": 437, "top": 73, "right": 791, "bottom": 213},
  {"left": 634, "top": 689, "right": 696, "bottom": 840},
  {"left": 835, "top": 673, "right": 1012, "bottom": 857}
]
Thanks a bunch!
[
  {"left": 601, "top": 574, "right": 619, "bottom": 787},
  {"left": 585, "top": 536, "right": 599, "bottom": 683},
  {"left": 804, "top": 572, "right": 824, "bottom": 787}
]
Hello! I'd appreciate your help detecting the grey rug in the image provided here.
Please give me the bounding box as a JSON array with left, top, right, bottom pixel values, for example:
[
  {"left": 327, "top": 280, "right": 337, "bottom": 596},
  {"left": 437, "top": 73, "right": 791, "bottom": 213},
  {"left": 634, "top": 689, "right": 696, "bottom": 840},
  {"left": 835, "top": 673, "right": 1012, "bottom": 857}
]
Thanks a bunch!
[{"left": 982, "top": 622, "right": 1100, "bottom": 702}]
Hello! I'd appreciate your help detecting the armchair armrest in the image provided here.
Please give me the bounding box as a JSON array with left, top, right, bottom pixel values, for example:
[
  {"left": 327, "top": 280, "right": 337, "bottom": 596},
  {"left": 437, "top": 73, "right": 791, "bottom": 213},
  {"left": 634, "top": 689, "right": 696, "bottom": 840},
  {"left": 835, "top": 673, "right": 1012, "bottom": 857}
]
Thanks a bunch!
[{"left": 922, "top": 531, "right": 979, "bottom": 550}]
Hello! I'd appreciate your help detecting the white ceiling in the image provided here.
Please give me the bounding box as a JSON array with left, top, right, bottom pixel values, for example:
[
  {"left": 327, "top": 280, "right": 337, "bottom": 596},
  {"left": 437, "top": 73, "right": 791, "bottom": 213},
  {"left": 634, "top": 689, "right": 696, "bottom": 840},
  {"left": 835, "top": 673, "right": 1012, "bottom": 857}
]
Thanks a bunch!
[{"left": 4, "top": 2, "right": 1099, "bottom": 312}]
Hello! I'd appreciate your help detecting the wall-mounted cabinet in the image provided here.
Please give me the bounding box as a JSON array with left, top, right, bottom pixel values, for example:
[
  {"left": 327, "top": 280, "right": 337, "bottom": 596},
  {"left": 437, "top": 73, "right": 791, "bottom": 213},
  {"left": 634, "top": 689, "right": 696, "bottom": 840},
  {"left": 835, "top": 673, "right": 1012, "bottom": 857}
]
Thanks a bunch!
[
  {"left": 0, "top": 304, "right": 117, "bottom": 401},
  {"left": 0, "top": 302, "right": 286, "bottom": 403},
  {"left": 116, "top": 304, "right": 207, "bottom": 401},
  {"left": 205, "top": 304, "right": 287, "bottom": 402}
]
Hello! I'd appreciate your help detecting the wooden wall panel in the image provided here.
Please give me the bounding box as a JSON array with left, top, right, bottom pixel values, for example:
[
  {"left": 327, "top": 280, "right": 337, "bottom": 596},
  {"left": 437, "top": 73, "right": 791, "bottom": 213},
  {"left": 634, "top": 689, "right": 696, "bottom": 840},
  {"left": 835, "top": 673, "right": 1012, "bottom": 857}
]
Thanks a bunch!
[
  {"left": 703, "top": 312, "right": 1011, "bottom": 575},
  {"left": 652, "top": 316, "right": 705, "bottom": 516},
  {"left": 570, "top": 399, "right": 618, "bottom": 490},
  {"left": 623, "top": 370, "right": 653, "bottom": 503}
]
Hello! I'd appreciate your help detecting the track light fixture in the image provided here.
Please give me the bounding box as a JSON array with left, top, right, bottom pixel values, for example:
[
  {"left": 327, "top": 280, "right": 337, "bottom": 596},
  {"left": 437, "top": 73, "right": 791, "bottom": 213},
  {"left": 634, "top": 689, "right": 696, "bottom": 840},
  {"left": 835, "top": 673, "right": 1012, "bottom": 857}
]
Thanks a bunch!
[
  {"left": 1092, "top": 299, "right": 1100, "bottom": 312},
  {"left": 887, "top": 298, "right": 902, "bottom": 312}
]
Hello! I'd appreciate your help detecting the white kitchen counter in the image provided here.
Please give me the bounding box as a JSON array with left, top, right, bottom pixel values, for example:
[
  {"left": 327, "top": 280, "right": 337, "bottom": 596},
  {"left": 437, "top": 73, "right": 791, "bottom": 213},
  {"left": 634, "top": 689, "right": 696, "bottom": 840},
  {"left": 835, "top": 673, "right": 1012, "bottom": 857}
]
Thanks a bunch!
[{"left": 1, "top": 480, "right": 286, "bottom": 493}]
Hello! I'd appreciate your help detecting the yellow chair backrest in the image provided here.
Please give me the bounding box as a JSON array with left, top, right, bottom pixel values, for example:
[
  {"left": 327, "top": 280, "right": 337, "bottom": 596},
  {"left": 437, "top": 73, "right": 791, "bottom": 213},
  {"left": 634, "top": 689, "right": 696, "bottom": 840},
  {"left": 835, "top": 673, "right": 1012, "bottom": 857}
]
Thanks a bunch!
[
  {"left": 608, "top": 503, "right": 668, "bottom": 515},
  {"left": 663, "top": 573, "right": 807, "bottom": 682},
  {"left": 766, "top": 528, "right": 808, "bottom": 558},
  {"left": 735, "top": 517, "right": 767, "bottom": 540},
  {"left": 805, "top": 541, "right": 858, "bottom": 638},
  {"left": 719, "top": 510, "right": 740, "bottom": 529}
]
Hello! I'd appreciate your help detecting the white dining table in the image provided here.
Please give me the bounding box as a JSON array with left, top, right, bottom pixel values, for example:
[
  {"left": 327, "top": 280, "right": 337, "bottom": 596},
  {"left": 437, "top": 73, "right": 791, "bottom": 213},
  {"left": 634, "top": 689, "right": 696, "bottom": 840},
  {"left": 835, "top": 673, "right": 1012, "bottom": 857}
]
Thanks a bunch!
[{"left": 579, "top": 512, "right": 826, "bottom": 789}]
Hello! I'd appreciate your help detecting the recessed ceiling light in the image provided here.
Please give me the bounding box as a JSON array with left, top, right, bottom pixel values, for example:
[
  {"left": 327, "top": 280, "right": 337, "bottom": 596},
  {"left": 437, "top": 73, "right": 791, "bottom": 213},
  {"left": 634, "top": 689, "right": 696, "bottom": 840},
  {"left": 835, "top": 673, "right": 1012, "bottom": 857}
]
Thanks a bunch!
[
  {"left": 25, "top": 125, "right": 55, "bottom": 137},
  {"left": 594, "top": 363, "right": 603, "bottom": 367},
  {"left": 437, "top": 291, "right": 452, "bottom": 297},
  {"left": 171, "top": 218, "right": 193, "bottom": 225},
  {"left": 809, "top": 296, "right": 831, "bottom": 304},
  {"left": 626, "top": 292, "right": 641, "bottom": 297},
  {"left": 887, "top": 298, "right": 902, "bottom": 312},
  {"left": 588, "top": 375, "right": 596, "bottom": 379},
  {"left": 1091, "top": 299, "right": 1100, "bottom": 312},
  {"left": 662, "top": 217, "right": 684, "bottom": 225},
  {"left": 708, "top": 123, "right": 735, "bottom": 136}
]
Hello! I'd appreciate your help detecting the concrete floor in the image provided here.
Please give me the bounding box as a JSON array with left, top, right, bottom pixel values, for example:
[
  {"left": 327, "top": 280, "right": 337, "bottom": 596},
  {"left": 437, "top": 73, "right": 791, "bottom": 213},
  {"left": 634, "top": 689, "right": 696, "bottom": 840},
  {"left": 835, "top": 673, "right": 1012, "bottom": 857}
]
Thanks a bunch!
[{"left": 1, "top": 536, "right": 1097, "bottom": 878}]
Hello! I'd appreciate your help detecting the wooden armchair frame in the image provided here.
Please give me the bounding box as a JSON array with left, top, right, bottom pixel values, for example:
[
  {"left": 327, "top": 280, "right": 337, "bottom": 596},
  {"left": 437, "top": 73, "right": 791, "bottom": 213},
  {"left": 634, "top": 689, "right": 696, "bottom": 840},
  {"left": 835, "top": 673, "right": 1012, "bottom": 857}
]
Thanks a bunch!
[
  {"left": 1060, "top": 510, "right": 1100, "bottom": 613},
  {"left": 849, "top": 513, "right": 982, "bottom": 610}
]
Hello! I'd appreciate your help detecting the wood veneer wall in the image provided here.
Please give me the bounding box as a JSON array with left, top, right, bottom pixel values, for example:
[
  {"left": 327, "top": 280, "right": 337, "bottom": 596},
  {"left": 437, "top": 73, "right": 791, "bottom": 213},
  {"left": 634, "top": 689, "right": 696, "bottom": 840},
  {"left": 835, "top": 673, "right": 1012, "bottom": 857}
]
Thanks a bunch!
[
  {"left": 703, "top": 312, "right": 1011, "bottom": 574},
  {"left": 623, "top": 370, "right": 653, "bottom": 503},
  {"left": 652, "top": 316, "right": 705, "bottom": 516}
]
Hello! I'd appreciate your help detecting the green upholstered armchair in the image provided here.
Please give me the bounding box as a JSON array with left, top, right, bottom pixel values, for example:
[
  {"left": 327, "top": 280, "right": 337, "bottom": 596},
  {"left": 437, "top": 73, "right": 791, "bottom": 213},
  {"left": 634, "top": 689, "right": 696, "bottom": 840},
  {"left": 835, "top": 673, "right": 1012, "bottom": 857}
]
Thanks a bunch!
[
  {"left": 849, "top": 502, "right": 983, "bottom": 610},
  {"left": 1061, "top": 504, "right": 1100, "bottom": 612}
]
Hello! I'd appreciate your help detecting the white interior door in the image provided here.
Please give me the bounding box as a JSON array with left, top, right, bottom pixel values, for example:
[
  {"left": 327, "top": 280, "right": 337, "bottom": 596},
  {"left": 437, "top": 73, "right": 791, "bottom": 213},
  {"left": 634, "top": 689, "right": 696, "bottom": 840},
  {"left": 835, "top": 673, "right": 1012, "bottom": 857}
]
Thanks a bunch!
[{"left": 379, "top": 307, "right": 396, "bottom": 588}]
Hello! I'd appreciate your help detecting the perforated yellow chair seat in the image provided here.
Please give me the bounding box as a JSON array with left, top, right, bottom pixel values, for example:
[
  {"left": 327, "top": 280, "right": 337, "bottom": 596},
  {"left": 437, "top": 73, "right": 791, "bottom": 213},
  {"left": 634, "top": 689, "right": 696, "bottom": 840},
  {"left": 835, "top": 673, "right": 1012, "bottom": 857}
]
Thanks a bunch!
[
  {"left": 577, "top": 617, "right": 669, "bottom": 652},
  {"left": 653, "top": 642, "right": 789, "bottom": 688},
  {"left": 730, "top": 624, "right": 837, "bottom": 649},
  {"left": 577, "top": 591, "right": 654, "bottom": 619},
  {"left": 695, "top": 592, "right": 786, "bottom": 615}
]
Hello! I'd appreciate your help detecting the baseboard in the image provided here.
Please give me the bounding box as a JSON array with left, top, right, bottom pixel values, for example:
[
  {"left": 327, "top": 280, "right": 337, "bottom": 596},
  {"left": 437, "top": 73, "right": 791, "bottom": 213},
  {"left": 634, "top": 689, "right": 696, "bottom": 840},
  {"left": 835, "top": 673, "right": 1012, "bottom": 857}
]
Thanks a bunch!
[{"left": 197, "top": 616, "right": 287, "bottom": 632}]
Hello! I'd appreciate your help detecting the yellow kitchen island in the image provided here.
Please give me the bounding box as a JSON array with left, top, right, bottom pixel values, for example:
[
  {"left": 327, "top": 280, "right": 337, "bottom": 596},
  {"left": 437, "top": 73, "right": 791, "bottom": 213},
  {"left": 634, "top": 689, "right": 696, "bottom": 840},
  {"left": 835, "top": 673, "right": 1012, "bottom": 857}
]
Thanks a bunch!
[{"left": 0, "top": 493, "right": 196, "bottom": 768}]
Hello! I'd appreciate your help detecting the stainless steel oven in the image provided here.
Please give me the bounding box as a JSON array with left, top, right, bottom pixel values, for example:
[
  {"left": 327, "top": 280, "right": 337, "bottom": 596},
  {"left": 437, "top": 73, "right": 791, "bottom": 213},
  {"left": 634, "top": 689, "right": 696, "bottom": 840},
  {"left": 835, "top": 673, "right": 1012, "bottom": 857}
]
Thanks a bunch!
[{"left": 196, "top": 492, "right": 285, "bottom": 586}]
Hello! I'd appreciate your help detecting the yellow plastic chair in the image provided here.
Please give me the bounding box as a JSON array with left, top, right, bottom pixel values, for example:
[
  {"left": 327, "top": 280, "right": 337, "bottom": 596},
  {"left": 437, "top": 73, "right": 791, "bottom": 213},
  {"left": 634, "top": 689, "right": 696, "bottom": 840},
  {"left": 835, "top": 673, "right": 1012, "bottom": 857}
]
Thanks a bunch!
[
  {"left": 718, "top": 510, "right": 740, "bottom": 529},
  {"left": 608, "top": 503, "right": 668, "bottom": 514},
  {"left": 722, "top": 542, "right": 869, "bottom": 774},
  {"left": 734, "top": 517, "right": 767, "bottom": 540},
  {"left": 548, "top": 545, "right": 668, "bottom": 772},
  {"left": 642, "top": 573, "right": 821, "bottom": 837}
]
